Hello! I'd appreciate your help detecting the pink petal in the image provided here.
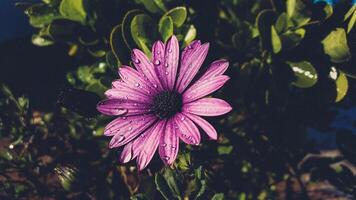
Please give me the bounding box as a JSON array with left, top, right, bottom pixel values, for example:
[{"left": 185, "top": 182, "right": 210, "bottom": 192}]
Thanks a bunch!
[
  {"left": 131, "top": 49, "right": 163, "bottom": 90},
  {"left": 158, "top": 118, "right": 179, "bottom": 165},
  {"left": 199, "top": 59, "right": 229, "bottom": 81},
  {"left": 176, "top": 43, "right": 210, "bottom": 93},
  {"left": 134, "top": 120, "right": 166, "bottom": 170},
  {"left": 181, "top": 40, "right": 201, "bottom": 68},
  {"left": 104, "top": 86, "right": 152, "bottom": 103},
  {"left": 174, "top": 113, "right": 201, "bottom": 145},
  {"left": 163, "top": 35, "right": 179, "bottom": 90},
  {"left": 152, "top": 40, "right": 168, "bottom": 89},
  {"left": 118, "top": 66, "right": 157, "bottom": 95},
  {"left": 107, "top": 115, "right": 157, "bottom": 149},
  {"left": 97, "top": 99, "right": 150, "bottom": 116},
  {"left": 119, "top": 141, "right": 133, "bottom": 163},
  {"left": 104, "top": 114, "right": 156, "bottom": 136},
  {"left": 183, "top": 75, "right": 230, "bottom": 103},
  {"left": 182, "top": 98, "right": 232, "bottom": 116},
  {"left": 184, "top": 112, "right": 218, "bottom": 140}
]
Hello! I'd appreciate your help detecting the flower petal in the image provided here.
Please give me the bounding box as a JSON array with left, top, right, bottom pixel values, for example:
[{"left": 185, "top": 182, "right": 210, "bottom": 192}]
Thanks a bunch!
[
  {"left": 134, "top": 120, "right": 166, "bottom": 170},
  {"left": 176, "top": 43, "right": 210, "bottom": 93},
  {"left": 199, "top": 59, "right": 229, "bottom": 81},
  {"left": 119, "top": 141, "right": 134, "bottom": 163},
  {"left": 183, "top": 75, "right": 230, "bottom": 103},
  {"left": 174, "top": 113, "right": 201, "bottom": 145},
  {"left": 184, "top": 112, "right": 218, "bottom": 140},
  {"left": 97, "top": 99, "right": 150, "bottom": 116},
  {"left": 105, "top": 86, "right": 152, "bottom": 103},
  {"left": 104, "top": 114, "right": 156, "bottom": 136},
  {"left": 164, "top": 35, "right": 179, "bottom": 90},
  {"left": 107, "top": 115, "right": 157, "bottom": 149},
  {"left": 182, "top": 98, "right": 232, "bottom": 116},
  {"left": 152, "top": 40, "right": 168, "bottom": 89},
  {"left": 181, "top": 40, "right": 201, "bottom": 69},
  {"left": 158, "top": 118, "right": 179, "bottom": 165},
  {"left": 132, "top": 49, "right": 163, "bottom": 90},
  {"left": 118, "top": 66, "right": 156, "bottom": 95}
]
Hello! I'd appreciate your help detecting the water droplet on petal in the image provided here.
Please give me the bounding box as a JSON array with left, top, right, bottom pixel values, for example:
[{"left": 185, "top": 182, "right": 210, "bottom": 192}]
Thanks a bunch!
[
  {"left": 154, "top": 59, "right": 160, "bottom": 66},
  {"left": 163, "top": 156, "right": 170, "bottom": 161},
  {"left": 134, "top": 59, "right": 140, "bottom": 64},
  {"left": 153, "top": 84, "right": 158, "bottom": 88},
  {"left": 181, "top": 116, "right": 185, "bottom": 121},
  {"left": 157, "top": 50, "right": 160, "bottom": 55},
  {"left": 188, "top": 45, "right": 193, "bottom": 49},
  {"left": 135, "top": 83, "right": 140, "bottom": 87},
  {"left": 160, "top": 143, "right": 167, "bottom": 147},
  {"left": 122, "top": 117, "right": 127, "bottom": 120},
  {"left": 168, "top": 49, "right": 172, "bottom": 53},
  {"left": 128, "top": 127, "right": 132, "bottom": 131},
  {"left": 164, "top": 63, "right": 169, "bottom": 67},
  {"left": 165, "top": 71, "right": 169, "bottom": 75},
  {"left": 115, "top": 135, "right": 125, "bottom": 143}
]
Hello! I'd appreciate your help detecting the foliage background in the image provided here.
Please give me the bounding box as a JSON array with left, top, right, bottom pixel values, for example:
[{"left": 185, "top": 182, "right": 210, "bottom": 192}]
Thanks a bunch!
[{"left": 0, "top": 0, "right": 356, "bottom": 199}]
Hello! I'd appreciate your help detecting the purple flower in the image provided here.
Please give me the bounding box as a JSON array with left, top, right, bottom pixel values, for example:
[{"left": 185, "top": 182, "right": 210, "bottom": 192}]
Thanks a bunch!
[{"left": 97, "top": 35, "right": 232, "bottom": 170}]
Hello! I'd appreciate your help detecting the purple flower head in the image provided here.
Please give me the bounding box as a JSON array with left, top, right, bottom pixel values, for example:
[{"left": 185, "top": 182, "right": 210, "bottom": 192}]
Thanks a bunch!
[{"left": 97, "top": 35, "right": 232, "bottom": 170}]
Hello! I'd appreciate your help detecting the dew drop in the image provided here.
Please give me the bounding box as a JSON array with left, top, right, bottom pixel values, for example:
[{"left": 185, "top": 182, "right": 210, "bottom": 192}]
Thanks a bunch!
[
  {"left": 116, "top": 135, "right": 125, "bottom": 143},
  {"left": 153, "top": 84, "right": 158, "bottom": 88},
  {"left": 165, "top": 71, "right": 169, "bottom": 75},
  {"left": 122, "top": 117, "right": 127, "bottom": 120},
  {"left": 134, "top": 59, "right": 140, "bottom": 64},
  {"left": 181, "top": 116, "right": 185, "bottom": 121},
  {"left": 188, "top": 45, "right": 193, "bottom": 49},
  {"left": 164, "top": 63, "right": 169, "bottom": 68},
  {"left": 128, "top": 127, "right": 132, "bottom": 131},
  {"left": 154, "top": 59, "right": 160, "bottom": 66},
  {"left": 160, "top": 143, "right": 167, "bottom": 147},
  {"left": 135, "top": 83, "right": 140, "bottom": 87},
  {"left": 157, "top": 50, "right": 160, "bottom": 55},
  {"left": 163, "top": 156, "right": 170, "bottom": 161},
  {"left": 168, "top": 49, "right": 172, "bottom": 53}
]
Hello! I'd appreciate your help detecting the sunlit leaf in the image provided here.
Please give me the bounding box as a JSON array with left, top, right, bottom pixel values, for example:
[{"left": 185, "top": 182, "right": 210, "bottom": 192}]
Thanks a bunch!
[
  {"left": 322, "top": 28, "right": 351, "bottom": 63},
  {"left": 212, "top": 193, "right": 224, "bottom": 200},
  {"left": 130, "top": 14, "right": 156, "bottom": 56},
  {"left": 271, "top": 25, "right": 282, "bottom": 53},
  {"left": 335, "top": 71, "right": 348, "bottom": 103},
  {"left": 59, "top": 0, "right": 88, "bottom": 23},
  {"left": 287, "top": 61, "right": 318, "bottom": 88},
  {"left": 159, "top": 16, "right": 174, "bottom": 42},
  {"left": 183, "top": 25, "right": 197, "bottom": 47},
  {"left": 163, "top": 7, "right": 187, "bottom": 27}
]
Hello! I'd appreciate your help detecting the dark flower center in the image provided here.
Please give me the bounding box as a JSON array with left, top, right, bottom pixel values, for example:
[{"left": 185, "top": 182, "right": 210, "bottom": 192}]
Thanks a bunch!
[{"left": 152, "top": 90, "right": 182, "bottom": 119}]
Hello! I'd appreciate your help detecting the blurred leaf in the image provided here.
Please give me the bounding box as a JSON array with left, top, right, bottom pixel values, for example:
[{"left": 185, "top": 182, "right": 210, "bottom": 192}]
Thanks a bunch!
[
  {"left": 122, "top": 9, "right": 144, "bottom": 50},
  {"left": 211, "top": 193, "right": 224, "bottom": 200},
  {"left": 275, "top": 12, "right": 289, "bottom": 33},
  {"left": 256, "top": 9, "right": 276, "bottom": 50},
  {"left": 217, "top": 145, "right": 233, "bottom": 155},
  {"left": 31, "top": 34, "right": 54, "bottom": 46},
  {"left": 286, "top": 0, "right": 311, "bottom": 26},
  {"left": 130, "top": 14, "right": 156, "bottom": 56},
  {"left": 183, "top": 25, "right": 197, "bottom": 47},
  {"left": 345, "top": 5, "right": 356, "bottom": 33},
  {"left": 176, "top": 152, "right": 191, "bottom": 171},
  {"left": 335, "top": 71, "right": 348, "bottom": 103},
  {"left": 135, "top": 0, "right": 163, "bottom": 13},
  {"left": 322, "top": 28, "right": 351, "bottom": 63},
  {"left": 280, "top": 28, "right": 305, "bottom": 50},
  {"left": 286, "top": 0, "right": 296, "bottom": 17},
  {"left": 286, "top": 61, "right": 318, "bottom": 88},
  {"left": 110, "top": 24, "right": 131, "bottom": 64},
  {"left": 54, "top": 165, "right": 79, "bottom": 191},
  {"left": 59, "top": 0, "right": 88, "bottom": 23},
  {"left": 159, "top": 16, "right": 174, "bottom": 42},
  {"left": 131, "top": 193, "right": 149, "bottom": 200},
  {"left": 155, "top": 172, "right": 175, "bottom": 200},
  {"left": 26, "top": 4, "right": 61, "bottom": 28},
  {"left": 163, "top": 7, "right": 187, "bottom": 27},
  {"left": 271, "top": 25, "right": 281, "bottom": 53}
]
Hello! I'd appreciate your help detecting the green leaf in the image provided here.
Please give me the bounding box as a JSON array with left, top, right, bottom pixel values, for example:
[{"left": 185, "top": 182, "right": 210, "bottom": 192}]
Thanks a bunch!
[
  {"left": 286, "top": 61, "right": 318, "bottom": 88},
  {"left": 32, "top": 34, "right": 54, "bottom": 46},
  {"left": 26, "top": 4, "right": 61, "bottom": 28},
  {"left": 335, "top": 71, "right": 348, "bottom": 103},
  {"left": 280, "top": 28, "right": 305, "bottom": 50},
  {"left": 256, "top": 9, "right": 276, "bottom": 50},
  {"left": 347, "top": 8, "right": 356, "bottom": 33},
  {"left": 212, "top": 193, "right": 225, "bottom": 200},
  {"left": 159, "top": 16, "right": 174, "bottom": 42},
  {"left": 344, "top": 5, "right": 356, "bottom": 21},
  {"left": 59, "top": 0, "right": 88, "bottom": 23},
  {"left": 275, "top": 13, "right": 289, "bottom": 33},
  {"left": 122, "top": 10, "right": 144, "bottom": 50},
  {"left": 155, "top": 173, "right": 174, "bottom": 200},
  {"left": 286, "top": 0, "right": 296, "bottom": 17},
  {"left": 322, "top": 28, "right": 351, "bottom": 63},
  {"left": 163, "top": 7, "right": 187, "bottom": 27},
  {"left": 183, "top": 25, "right": 197, "bottom": 47},
  {"left": 271, "top": 25, "right": 282, "bottom": 53},
  {"left": 110, "top": 24, "right": 131, "bottom": 64},
  {"left": 130, "top": 14, "right": 156, "bottom": 56},
  {"left": 217, "top": 145, "right": 233, "bottom": 155},
  {"left": 162, "top": 168, "right": 182, "bottom": 199},
  {"left": 135, "top": 0, "right": 163, "bottom": 13}
]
